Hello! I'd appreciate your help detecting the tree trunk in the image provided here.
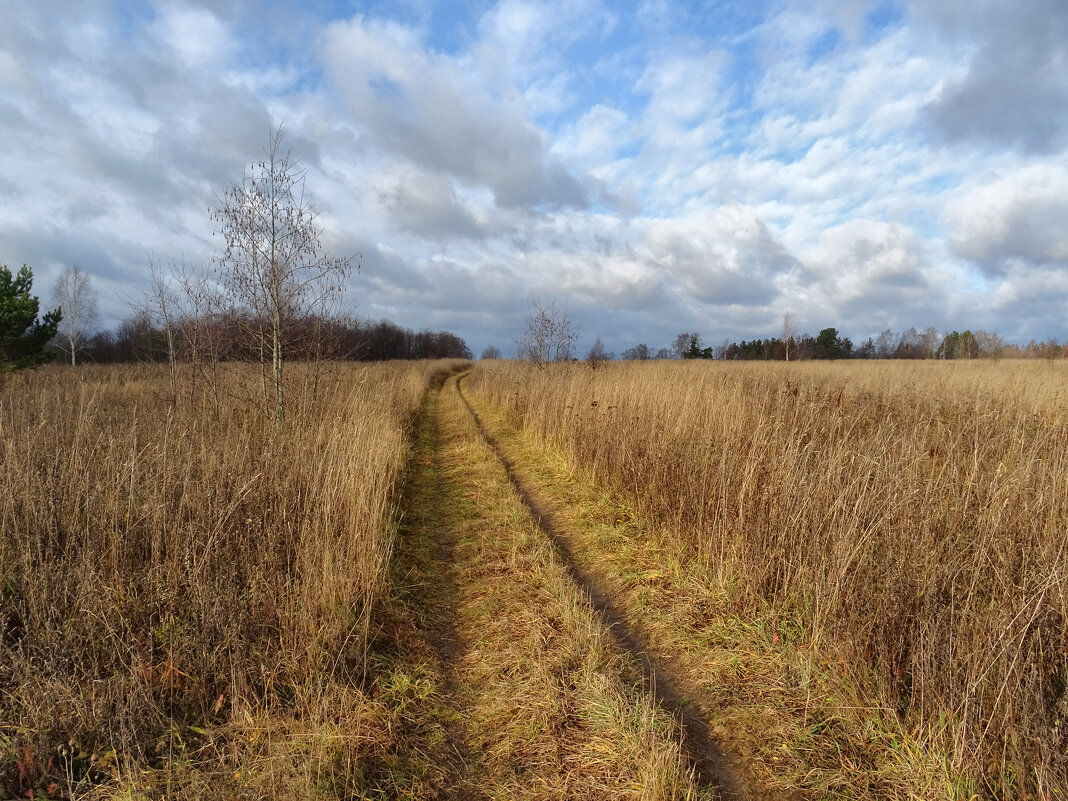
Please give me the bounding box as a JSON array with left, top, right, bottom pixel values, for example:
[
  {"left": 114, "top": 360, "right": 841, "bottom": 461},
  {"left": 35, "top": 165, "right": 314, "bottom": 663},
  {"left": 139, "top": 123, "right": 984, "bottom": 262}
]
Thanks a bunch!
[
  {"left": 259, "top": 332, "right": 268, "bottom": 412},
  {"left": 166, "top": 326, "right": 177, "bottom": 409},
  {"left": 272, "top": 309, "right": 284, "bottom": 425}
]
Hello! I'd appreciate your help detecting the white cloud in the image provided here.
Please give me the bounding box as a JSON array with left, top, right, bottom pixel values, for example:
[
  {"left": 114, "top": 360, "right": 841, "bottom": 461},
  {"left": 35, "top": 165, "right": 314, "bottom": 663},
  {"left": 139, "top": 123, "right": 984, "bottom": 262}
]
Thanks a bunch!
[
  {"left": 476, "top": 0, "right": 615, "bottom": 105},
  {"left": 793, "top": 219, "right": 942, "bottom": 333},
  {"left": 150, "top": 5, "right": 232, "bottom": 69},
  {"left": 640, "top": 205, "right": 796, "bottom": 306},
  {"left": 946, "top": 166, "right": 1068, "bottom": 273},
  {"left": 912, "top": 0, "right": 1068, "bottom": 153},
  {"left": 554, "top": 104, "right": 634, "bottom": 164},
  {"left": 0, "top": 0, "right": 1065, "bottom": 355},
  {"left": 374, "top": 167, "right": 491, "bottom": 240},
  {"left": 321, "top": 15, "right": 588, "bottom": 208}
]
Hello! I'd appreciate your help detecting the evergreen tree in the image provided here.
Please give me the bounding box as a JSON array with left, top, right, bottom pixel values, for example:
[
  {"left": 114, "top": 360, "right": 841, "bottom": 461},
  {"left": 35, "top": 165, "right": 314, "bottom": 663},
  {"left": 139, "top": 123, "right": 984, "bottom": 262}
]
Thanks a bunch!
[{"left": 1, "top": 264, "right": 62, "bottom": 372}]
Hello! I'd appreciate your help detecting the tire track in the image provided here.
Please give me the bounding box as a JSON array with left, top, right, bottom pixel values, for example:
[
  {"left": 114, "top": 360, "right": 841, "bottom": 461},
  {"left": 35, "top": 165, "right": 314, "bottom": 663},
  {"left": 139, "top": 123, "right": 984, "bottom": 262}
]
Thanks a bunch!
[
  {"left": 391, "top": 372, "right": 703, "bottom": 799},
  {"left": 454, "top": 373, "right": 747, "bottom": 800},
  {"left": 385, "top": 380, "right": 487, "bottom": 800},
  {"left": 409, "top": 393, "right": 486, "bottom": 801}
]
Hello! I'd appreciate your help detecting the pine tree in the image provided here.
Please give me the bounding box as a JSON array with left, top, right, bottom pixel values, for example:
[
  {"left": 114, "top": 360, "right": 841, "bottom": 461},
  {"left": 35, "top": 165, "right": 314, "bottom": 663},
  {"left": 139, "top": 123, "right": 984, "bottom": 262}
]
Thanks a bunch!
[{"left": 1, "top": 264, "right": 62, "bottom": 372}]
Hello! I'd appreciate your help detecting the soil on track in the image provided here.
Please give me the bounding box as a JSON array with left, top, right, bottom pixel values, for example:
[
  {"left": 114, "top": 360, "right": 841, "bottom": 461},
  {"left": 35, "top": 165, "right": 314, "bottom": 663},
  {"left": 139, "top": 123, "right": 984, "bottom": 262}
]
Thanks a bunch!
[
  {"left": 403, "top": 397, "right": 485, "bottom": 798},
  {"left": 369, "top": 372, "right": 486, "bottom": 799}
]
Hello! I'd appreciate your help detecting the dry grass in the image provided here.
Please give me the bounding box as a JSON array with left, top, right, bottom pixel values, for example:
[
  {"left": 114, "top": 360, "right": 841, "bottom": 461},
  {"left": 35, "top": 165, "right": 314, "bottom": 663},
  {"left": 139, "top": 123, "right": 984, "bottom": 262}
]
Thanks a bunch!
[
  {"left": 466, "top": 359, "right": 1068, "bottom": 799},
  {"left": 374, "top": 375, "right": 704, "bottom": 799},
  {"left": 0, "top": 360, "right": 462, "bottom": 799}
]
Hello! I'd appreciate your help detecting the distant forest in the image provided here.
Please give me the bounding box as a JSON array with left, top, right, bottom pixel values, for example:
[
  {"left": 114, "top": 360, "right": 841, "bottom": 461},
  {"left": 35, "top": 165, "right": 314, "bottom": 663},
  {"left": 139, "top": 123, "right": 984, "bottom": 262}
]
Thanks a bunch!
[
  {"left": 52, "top": 316, "right": 1068, "bottom": 367},
  {"left": 619, "top": 326, "right": 1067, "bottom": 362},
  {"left": 56, "top": 312, "right": 472, "bottom": 365}
]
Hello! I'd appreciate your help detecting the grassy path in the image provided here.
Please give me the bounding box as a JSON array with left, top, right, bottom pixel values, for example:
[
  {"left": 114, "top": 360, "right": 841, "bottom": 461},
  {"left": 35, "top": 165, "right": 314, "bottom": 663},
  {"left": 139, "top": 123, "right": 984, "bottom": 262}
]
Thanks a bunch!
[
  {"left": 368, "top": 373, "right": 707, "bottom": 799},
  {"left": 457, "top": 375, "right": 958, "bottom": 801},
  {"left": 454, "top": 375, "right": 750, "bottom": 798}
]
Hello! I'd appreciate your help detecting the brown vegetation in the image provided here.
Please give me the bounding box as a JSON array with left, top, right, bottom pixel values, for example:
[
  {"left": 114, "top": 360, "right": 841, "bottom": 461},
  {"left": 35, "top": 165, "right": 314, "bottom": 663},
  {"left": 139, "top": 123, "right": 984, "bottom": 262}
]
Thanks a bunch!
[
  {"left": 6, "top": 356, "right": 1065, "bottom": 798},
  {"left": 0, "top": 360, "right": 457, "bottom": 798},
  {"left": 466, "top": 359, "right": 1068, "bottom": 798},
  {"left": 373, "top": 375, "right": 702, "bottom": 799}
]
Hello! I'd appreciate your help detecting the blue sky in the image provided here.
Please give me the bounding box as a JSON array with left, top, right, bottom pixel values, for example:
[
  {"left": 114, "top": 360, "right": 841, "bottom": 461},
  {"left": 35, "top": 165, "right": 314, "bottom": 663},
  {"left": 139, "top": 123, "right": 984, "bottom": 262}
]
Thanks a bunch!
[{"left": 2, "top": 0, "right": 1066, "bottom": 357}]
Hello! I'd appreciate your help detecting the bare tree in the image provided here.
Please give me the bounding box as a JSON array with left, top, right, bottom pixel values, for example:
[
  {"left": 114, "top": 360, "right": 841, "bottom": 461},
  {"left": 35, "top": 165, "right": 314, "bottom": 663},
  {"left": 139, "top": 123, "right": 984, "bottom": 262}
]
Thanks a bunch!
[
  {"left": 781, "top": 311, "right": 797, "bottom": 362},
  {"left": 874, "top": 328, "right": 896, "bottom": 359},
  {"left": 211, "top": 126, "right": 357, "bottom": 424},
  {"left": 672, "top": 332, "right": 697, "bottom": 359},
  {"left": 974, "top": 329, "right": 1006, "bottom": 359},
  {"left": 138, "top": 257, "right": 226, "bottom": 414},
  {"left": 621, "top": 343, "right": 651, "bottom": 360},
  {"left": 921, "top": 325, "right": 941, "bottom": 359},
  {"left": 53, "top": 264, "right": 98, "bottom": 365},
  {"left": 586, "top": 336, "right": 609, "bottom": 369},
  {"left": 481, "top": 345, "right": 502, "bottom": 359},
  {"left": 146, "top": 258, "right": 179, "bottom": 405},
  {"left": 172, "top": 260, "right": 226, "bottom": 416},
  {"left": 515, "top": 297, "right": 577, "bottom": 367}
]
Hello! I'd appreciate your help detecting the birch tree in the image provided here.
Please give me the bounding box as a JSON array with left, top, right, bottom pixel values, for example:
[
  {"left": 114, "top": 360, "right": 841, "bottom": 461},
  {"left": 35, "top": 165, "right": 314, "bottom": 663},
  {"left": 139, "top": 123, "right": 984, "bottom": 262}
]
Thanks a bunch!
[
  {"left": 781, "top": 311, "right": 797, "bottom": 362},
  {"left": 515, "top": 297, "right": 577, "bottom": 367},
  {"left": 146, "top": 259, "right": 179, "bottom": 405},
  {"left": 53, "top": 264, "right": 98, "bottom": 365},
  {"left": 211, "top": 127, "right": 356, "bottom": 424}
]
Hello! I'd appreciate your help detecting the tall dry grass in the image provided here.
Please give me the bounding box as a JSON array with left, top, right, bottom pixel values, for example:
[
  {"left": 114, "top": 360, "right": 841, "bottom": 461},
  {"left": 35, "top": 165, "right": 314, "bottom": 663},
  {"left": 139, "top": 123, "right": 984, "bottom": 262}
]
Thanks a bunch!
[
  {"left": 0, "top": 360, "right": 457, "bottom": 797},
  {"left": 468, "top": 359, "right": 1068, "bottom": 798}
]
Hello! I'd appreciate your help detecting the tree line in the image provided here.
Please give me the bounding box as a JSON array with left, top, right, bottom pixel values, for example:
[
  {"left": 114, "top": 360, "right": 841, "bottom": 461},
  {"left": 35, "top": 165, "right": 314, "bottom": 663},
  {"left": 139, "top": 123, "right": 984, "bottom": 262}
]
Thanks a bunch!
[
  {"left": 71, "top": 310, "right": 471, "bottom": 365},
  {"left": 3, "top": 261, "right": 469, "bottom": 371},
  {"left": 512, "top": 300, "right": 1067, "bottom": 368},
  {"left": 616, "top": 325, "right": 1067, "bottom": 362}
]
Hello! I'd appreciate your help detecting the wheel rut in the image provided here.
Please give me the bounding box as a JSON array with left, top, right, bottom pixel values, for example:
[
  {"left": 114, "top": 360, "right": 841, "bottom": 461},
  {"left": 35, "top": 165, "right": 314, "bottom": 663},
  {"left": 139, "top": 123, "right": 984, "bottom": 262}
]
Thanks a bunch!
[
  {"left": 387, "top": 373, "right": 708, "bottom": 799},
  {"left": 454, "top": 373, "right": 748, "bottom": 800},
  {"left": 413, "top": 405, "right": 485, "bottom": 800},
  {"left": 388, "top": 382, "right": 487, "bottom": 800}
]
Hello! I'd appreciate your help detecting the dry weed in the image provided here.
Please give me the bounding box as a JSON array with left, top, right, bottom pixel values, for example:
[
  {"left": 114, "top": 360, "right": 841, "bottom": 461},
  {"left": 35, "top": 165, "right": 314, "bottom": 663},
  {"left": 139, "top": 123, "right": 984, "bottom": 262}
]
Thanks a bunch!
[
  {"left": 467, "top": 359, "right": 1068, "bottom": 798},
  {"left": 0, "top": 360, "right": 461, "bottom": 798}
]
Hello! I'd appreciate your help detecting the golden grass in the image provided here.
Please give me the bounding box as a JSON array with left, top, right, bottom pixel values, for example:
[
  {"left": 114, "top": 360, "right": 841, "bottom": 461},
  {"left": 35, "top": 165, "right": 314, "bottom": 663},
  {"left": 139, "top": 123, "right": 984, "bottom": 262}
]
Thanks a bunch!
[
  {"left": 0, "top": 360, "right": 462, "bottom": 799},
  {"left": 373, "top": 374, "right": 704, "bottom": 799},
  {"left": 462, "top": 397, "right": 946, "bottom": 799},
  {"left": 466, "top": 359, "right": 1068, "bottom": 799}
]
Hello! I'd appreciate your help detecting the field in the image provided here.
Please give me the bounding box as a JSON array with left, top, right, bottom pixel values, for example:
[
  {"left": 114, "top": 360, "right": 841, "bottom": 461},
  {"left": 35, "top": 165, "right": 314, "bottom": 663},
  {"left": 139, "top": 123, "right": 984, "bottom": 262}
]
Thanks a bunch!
[
  {"left": 0, "top": 362, "right": 450, "bottom": 798},
  {"left": 1, "top": 359, "right": 1065, "bottom": 799}
]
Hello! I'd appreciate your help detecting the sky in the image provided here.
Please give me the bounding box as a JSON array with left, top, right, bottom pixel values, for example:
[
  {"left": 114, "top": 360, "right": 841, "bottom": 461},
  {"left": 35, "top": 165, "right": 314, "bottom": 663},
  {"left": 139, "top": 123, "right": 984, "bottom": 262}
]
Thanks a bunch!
[{"left": 2, "top": 0, "right": 1066, "bottom": 357}]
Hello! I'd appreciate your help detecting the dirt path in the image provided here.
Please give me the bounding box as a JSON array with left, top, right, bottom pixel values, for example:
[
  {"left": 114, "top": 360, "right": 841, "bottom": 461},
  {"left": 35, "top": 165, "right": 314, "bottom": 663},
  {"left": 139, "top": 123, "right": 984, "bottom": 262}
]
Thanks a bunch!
[
  {"left": 372, "top": 373, "right": 710, "bottom": 800},
  {"left": 378, "top": 368, "right": 959, "bottom": 801},
  {"left": 392, "top": 385, "right": 484, "bottom": 798},
  {"left": 453, "top": 374, "right": 752, "bottom": 799},
  {"left": 446, "top": 373, "right": 783, "bottom": 801},
  {"left": 453, "top": 368, "right": 953, "bottom": 800}
]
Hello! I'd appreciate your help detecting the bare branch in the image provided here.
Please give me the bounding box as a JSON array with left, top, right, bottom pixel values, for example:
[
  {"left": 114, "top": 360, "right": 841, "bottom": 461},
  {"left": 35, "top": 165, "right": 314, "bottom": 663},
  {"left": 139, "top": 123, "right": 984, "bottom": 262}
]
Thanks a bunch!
[
  {"left": 209, "top": 126, "right": 359, "bottom": 424},
  {"left": 53, "top": 264, "right": 99, "bottom": 365}
]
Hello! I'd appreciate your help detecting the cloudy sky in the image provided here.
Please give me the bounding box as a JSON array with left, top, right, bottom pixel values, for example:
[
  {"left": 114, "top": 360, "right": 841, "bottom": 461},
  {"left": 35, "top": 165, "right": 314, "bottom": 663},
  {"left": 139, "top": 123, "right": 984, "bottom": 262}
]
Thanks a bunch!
[{"left": 2, "top": 0, "right": 1066, "bottom": 356}]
